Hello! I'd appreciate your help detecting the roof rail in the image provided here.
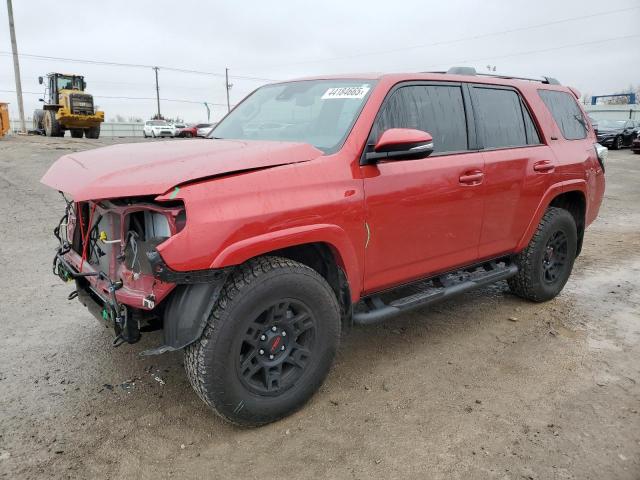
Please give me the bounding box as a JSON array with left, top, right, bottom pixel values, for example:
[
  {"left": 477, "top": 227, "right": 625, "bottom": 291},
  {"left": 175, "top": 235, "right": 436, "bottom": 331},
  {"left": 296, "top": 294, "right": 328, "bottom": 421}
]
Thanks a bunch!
[{"left": 444, "top": 66, "right": 560, "bottom": 85}]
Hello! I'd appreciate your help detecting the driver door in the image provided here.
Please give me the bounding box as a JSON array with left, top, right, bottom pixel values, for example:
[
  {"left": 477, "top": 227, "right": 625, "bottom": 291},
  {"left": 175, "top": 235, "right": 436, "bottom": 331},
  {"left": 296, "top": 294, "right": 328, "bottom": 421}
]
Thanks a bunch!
[{"left": 361, "top": 83, "right": 485, "bottom": 293}]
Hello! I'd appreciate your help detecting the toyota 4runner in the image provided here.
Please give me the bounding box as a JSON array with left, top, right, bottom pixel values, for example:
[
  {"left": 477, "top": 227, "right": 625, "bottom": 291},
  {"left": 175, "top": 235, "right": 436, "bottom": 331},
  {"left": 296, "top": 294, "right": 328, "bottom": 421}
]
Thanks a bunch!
[{"left": 42, "top": 66, "right": 606, "bottom": 426}]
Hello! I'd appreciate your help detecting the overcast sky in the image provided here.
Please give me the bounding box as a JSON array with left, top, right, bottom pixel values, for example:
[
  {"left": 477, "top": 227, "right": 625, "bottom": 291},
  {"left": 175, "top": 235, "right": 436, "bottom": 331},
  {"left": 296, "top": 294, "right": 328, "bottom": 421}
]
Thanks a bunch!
[{"left": 1, "top": 0, "right": 639, "bottom": 123}]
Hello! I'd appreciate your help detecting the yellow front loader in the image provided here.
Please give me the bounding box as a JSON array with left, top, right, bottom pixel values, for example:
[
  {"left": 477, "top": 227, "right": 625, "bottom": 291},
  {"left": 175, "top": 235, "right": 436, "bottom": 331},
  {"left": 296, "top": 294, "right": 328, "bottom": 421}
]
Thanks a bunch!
[{"left": 33, "top": 73, "right": 104, "bottom": 138}]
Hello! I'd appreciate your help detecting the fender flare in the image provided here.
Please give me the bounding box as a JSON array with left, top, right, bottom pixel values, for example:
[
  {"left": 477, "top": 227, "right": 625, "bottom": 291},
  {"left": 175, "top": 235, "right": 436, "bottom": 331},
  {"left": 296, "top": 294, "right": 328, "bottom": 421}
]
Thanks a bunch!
[
  {"left": 211, "top": 224, "right": 362, "bottom": 301},
  {"left": 515, "top": 179, "right": 587, "bottom": 252}
]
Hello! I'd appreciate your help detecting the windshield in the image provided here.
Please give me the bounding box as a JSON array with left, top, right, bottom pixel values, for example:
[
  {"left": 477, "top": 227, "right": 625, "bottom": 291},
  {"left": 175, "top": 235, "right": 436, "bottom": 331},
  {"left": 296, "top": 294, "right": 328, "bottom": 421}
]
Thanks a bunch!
[
  {"left": 597, "top": 119, "right": 626, "bottom": 128},
  {"left": 211, "top": 79, "right": 375, "bottom": 153},
  {"left": 147, "top": 120, "right": 168, "bottom": 126},
  {"left": 56, "top": 75, "right": 83, "bottom": 91}
]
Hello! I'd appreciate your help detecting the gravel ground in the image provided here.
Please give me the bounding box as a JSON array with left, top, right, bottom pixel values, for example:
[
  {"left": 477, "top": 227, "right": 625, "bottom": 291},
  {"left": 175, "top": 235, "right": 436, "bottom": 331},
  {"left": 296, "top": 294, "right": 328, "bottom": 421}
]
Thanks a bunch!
[{"left": 0, "top": 136, "right": 639, "bottom": 480}]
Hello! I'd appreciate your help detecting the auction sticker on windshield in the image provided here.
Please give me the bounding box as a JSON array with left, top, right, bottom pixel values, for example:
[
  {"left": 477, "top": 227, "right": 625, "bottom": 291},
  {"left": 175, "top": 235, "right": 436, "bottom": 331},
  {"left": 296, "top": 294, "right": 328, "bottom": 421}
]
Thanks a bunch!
[{"left": 321, "top": 85, "right": 370, "bottom": 100}]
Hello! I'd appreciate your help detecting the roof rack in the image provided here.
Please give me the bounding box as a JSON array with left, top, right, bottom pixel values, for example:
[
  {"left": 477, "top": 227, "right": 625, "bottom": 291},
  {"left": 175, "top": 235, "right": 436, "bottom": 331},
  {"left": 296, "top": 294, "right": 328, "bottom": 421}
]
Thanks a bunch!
[{"left": 443, "top": 66, "right": 560, "bottom": 85}]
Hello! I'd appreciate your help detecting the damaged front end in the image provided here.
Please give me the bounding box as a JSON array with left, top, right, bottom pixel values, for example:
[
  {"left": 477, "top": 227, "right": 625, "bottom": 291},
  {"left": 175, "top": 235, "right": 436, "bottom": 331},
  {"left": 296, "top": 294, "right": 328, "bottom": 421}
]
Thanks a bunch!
[{"left": 52, "top": 194, "right": 229, "bottom": 353}]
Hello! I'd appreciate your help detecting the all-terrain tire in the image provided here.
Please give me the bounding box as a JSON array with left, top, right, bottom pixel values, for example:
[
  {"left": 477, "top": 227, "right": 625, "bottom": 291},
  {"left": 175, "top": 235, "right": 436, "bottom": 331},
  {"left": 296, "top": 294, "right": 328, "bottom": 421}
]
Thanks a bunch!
[
  {"left": 70, "top": 129, "right": 83, "bottom": 138},
  {"left": 508, "top": 207, "right": 577, "bottom": 302},
  {"left": 85, "top": 125, "right": 100, "bottom": 139},
  {"left": 43, "top": 110, "right": 63, "bottom": 137},
  {"left": 184, "top": 256, "right": 341, "bottom": 426}
]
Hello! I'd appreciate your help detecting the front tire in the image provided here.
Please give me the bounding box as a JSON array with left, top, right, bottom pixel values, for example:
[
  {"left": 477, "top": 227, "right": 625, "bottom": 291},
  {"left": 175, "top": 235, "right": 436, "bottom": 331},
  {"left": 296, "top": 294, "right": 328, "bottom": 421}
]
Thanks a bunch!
[
  {"left": 185, "top": 256, "right": 341, "bottom": 426},
  {"left": 43, "top": 110, "right": 63, "bottom": 137},
  {"left": 85, "top": 125, "right": 100, "bottom": 139},
  {"left": 612, "top": 136, "right": 623, "bottom": 150},
  {"left": 508, "top": 207, "right": 577, "bottom": 302}
]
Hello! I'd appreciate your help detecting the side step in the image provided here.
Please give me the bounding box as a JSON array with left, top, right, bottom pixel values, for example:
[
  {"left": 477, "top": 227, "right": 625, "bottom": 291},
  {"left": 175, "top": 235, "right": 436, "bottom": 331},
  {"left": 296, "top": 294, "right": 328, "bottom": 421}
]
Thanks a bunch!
[{"left": 352, "top": 261, "right": 517, "bottom": 326}]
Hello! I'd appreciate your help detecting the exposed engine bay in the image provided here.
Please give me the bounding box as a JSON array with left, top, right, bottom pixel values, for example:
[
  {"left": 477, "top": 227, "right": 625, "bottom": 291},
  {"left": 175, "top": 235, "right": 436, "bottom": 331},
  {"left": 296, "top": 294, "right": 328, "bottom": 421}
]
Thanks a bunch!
[{"left": 52, "top": 194, "right": 185, "bottom": 346}]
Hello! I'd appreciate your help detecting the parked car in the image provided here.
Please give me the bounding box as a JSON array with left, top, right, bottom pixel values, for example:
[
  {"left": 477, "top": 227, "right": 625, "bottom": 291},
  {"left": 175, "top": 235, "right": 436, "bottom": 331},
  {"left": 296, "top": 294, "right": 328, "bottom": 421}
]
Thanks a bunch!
[
  {"left": 196, "top": 123, "right": 216, "bottom": 137},
  {"left": 174, "top": 124, "right": 197, "bottom": 138},
  {"left": 143, "top": 120, "right": 175, "bottom": 138},
  {"left": 595, "top": 119, "right": 639, "bottom": 150},
  {"left": 42, "top": 67, "right": 605, "bottom": 427}
]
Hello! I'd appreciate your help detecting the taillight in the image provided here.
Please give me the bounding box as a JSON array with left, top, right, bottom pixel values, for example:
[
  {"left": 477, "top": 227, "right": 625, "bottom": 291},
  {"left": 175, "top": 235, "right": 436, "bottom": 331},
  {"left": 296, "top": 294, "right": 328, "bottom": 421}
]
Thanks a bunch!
[{"left": 594, "top": 143, "right": 607, "bottom": 172}]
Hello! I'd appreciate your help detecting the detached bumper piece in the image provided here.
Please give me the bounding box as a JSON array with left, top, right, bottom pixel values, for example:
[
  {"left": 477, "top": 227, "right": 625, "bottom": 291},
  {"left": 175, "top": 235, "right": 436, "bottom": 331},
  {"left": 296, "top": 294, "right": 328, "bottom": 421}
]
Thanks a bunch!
[
  {"left": 54, "top": 248, "right": 140, "bottom": 346},
  {"left": 353, "top": 259, "right": 518, "bottom": 325}
]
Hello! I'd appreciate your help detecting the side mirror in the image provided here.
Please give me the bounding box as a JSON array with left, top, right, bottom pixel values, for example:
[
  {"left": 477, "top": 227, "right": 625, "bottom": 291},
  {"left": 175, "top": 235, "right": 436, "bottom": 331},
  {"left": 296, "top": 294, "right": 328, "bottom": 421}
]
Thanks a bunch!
[
  {"left": 364, "top": 128, "right": 434, "bottom": 163},
  {"left": 38, "top": 76, "right": 43, "bottom": 85},
  {"left": 38, "top": 98, "right": 44, "bottom": 102}
]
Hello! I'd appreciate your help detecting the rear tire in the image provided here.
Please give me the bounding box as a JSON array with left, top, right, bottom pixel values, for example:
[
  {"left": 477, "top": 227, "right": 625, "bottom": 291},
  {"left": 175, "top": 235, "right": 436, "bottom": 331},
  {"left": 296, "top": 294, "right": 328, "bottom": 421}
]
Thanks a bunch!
[
  {"left": 32, "top": 109, "right": 44, "bottom": 132},
  {"left": 43, "top": 110, "right": 63, "bottom": 137},
  {"left": 70, "top": 129, "right": 83, "bottom": 138},
  {"left": 85, "top": 125, "right": 100, "bottom": 139},
  {"left": 184, "top": 256, "right": 341, "bottom": 426},
  {"left": 508, "top": 207, "right": 577, "bottom": 302}
]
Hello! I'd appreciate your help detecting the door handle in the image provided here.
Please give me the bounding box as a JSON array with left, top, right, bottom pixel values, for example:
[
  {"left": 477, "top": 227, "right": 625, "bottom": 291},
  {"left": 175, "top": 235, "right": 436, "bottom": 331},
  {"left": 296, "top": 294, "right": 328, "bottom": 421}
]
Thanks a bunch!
[
  {"left": 459, "top": 171, "right": 484, "bottom": 185},
  {"left": 533, "top": 160, "right": 555, "bottom": 173}
]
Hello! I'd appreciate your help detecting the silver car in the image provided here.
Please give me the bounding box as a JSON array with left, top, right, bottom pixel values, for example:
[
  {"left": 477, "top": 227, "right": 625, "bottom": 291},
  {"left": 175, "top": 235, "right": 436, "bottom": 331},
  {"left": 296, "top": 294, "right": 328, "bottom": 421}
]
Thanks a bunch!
[{"left": 196, "top": 123, "right": 216, "bottom": 138}]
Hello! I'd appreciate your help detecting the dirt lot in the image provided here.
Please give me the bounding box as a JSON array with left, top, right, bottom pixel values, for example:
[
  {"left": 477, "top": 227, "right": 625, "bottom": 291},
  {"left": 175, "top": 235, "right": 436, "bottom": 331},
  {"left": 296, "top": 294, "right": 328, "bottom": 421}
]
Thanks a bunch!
[{"left": 0, "top": 135, "right": 638, "bottom": 480}]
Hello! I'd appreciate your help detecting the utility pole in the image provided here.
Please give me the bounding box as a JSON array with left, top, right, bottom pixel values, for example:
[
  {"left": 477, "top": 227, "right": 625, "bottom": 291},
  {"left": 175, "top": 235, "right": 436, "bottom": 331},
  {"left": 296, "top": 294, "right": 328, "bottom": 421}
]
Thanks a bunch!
[
  {"left": 153, "top": 66, "right": 161, "bottom": 119},
  {"left": 225, "top": 67, "right": 232, "bottom": 113},
  {"left": 203, "top": 102, "right": 210, "bottom": 122},
  {"left": 6, "top": 0, "right": 26, "bottom": 133}
]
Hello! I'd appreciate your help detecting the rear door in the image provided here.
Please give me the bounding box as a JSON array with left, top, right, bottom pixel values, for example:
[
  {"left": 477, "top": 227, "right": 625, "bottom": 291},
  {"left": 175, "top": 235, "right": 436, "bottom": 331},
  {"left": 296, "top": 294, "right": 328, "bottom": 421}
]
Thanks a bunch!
[
  {"left": 470, "top": 85, "right": 555, "bottom": 258},
  {"left": 362, "top": 82, "right": 485, "bottom": 293}
]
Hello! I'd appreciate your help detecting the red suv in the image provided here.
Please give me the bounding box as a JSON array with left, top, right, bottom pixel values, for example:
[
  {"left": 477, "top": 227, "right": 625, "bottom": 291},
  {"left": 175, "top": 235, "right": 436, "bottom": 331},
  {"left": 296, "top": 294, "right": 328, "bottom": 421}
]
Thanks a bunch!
[{"left": 42, "top": 67, "right": 605, "bottom": 426}]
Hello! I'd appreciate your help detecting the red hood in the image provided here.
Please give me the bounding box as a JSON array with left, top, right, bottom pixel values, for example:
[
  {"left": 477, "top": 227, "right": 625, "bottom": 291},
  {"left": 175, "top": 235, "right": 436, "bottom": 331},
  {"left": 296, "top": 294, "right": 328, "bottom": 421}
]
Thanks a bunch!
[{"left": 41, "top": 139, "right": 323, "bottom": 201}]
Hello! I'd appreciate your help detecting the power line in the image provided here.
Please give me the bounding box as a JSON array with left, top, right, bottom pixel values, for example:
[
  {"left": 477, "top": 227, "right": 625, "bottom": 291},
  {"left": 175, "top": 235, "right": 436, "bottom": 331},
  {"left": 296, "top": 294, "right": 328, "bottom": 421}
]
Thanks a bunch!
[
  {"left": 253, "top": 5, "right": 640, "bottom": 69},
  {"left": 419, "top": 33, "right": 640, "bottom": 71},
  {"left": 0, "top": 89, "right": 230, "bottom": 106},
  {"left": 0, "top": 51, "right": 278, "bottom": 82}
]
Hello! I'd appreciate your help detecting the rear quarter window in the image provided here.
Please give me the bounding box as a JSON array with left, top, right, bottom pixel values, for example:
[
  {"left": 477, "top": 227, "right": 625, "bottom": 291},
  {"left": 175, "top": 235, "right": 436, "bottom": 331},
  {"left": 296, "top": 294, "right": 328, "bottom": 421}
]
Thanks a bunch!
[{"left": 538, "top": 90, "right": 588, "bottom": 140}]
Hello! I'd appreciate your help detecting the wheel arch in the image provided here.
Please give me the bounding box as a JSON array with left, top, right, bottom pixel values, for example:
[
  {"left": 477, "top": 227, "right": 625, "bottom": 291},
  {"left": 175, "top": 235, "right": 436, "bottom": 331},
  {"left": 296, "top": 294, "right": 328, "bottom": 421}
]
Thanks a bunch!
[
  {"left": 549, "top": 190, "right": 586, "bottom": 256},
  {"left": 211, "top": 224, "right": 362, "bottom": 304},
  {"left": 516, "top": 181, "right": 587, "bottom": 255}
]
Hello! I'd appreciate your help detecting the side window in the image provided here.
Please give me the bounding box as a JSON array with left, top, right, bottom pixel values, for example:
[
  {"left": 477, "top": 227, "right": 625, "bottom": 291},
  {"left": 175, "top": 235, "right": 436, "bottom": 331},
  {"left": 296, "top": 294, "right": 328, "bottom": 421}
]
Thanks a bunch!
[
  {"left": 372, "top": 85, "right": 468, "bottom": 154},
  {"left": 538, "top": 90, "right": 587, "bottom": 140},
  {"left": 473, "top": 87, "right": 529, "bottom": 148}
]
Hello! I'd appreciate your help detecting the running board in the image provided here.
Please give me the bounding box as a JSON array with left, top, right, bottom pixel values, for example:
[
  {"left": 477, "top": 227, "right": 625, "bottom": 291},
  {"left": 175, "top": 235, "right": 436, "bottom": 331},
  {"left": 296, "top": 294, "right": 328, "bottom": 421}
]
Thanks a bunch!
[{"left": 352, "top": 261, "right": 518, "bottom": 326}]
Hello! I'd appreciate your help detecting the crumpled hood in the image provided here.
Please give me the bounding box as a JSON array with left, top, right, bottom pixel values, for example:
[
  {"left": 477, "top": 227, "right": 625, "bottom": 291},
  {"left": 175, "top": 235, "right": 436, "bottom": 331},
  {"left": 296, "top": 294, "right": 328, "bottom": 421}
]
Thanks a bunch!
[{"left": 41, "top": 139, "right": 323, "bottom": 201}]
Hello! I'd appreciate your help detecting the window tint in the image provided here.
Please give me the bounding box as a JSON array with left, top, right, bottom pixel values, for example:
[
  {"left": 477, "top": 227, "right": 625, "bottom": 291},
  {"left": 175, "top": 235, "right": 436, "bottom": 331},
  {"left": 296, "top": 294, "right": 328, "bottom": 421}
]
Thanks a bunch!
[
  {"left": 473, "top": 87, "right": 530, "bottom": 148},
  {"left": 372, "top": 85, "right": 468, "bottom": 153},
  {"left": 538, "top": 90, "right": 587, "bottom": 140}
]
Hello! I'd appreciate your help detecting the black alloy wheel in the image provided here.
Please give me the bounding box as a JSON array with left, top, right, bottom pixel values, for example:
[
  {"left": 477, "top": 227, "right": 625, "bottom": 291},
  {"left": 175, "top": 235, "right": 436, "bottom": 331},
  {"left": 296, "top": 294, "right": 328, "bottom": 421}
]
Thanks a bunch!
[
  {"left": 236, "top": 300, "right": 316, "bottom": 396},
  {"left": 541, "top": 230, "right": 568, "bottom": 285}
]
